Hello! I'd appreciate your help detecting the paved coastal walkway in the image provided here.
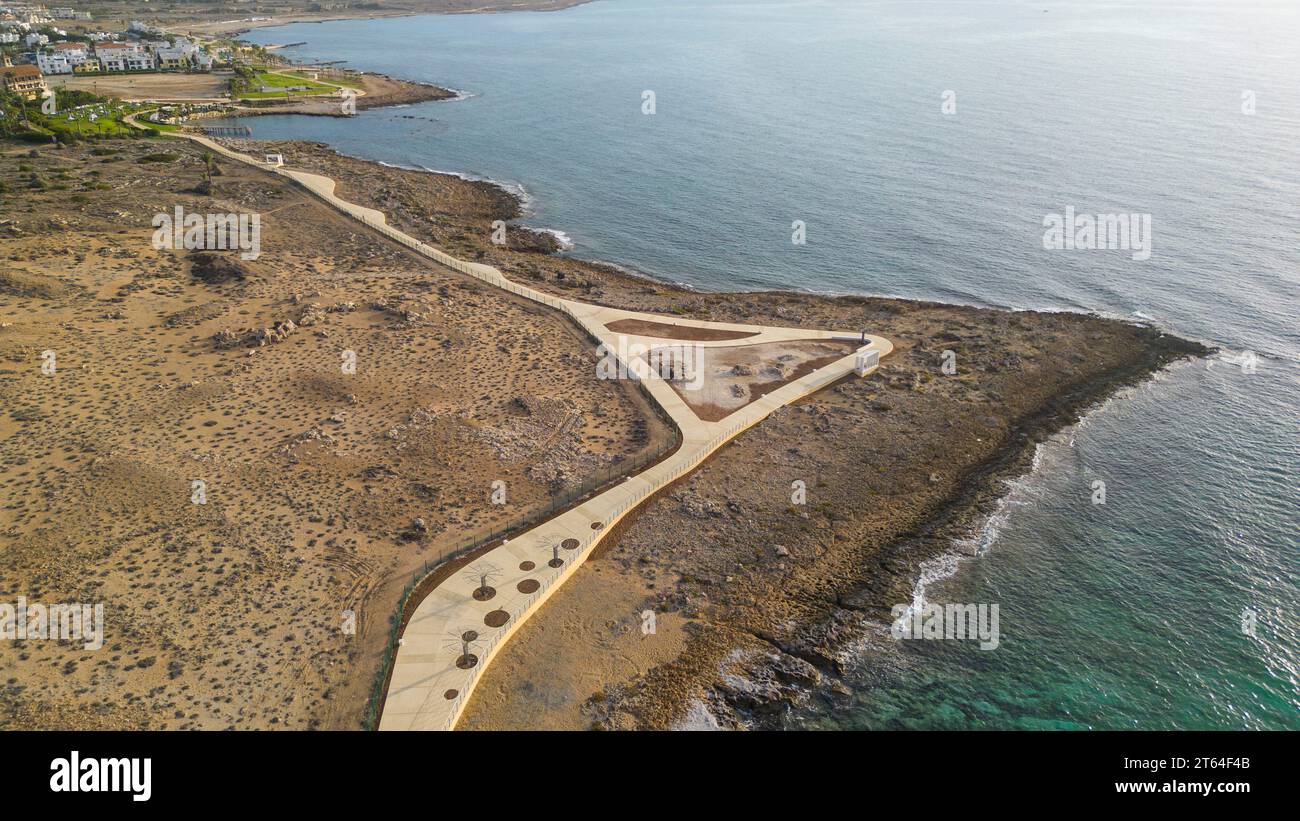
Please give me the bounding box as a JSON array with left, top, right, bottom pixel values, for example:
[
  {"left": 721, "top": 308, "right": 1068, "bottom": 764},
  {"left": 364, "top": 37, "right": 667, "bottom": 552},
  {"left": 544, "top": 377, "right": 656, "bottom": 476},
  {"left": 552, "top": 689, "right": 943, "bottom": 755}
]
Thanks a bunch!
[{"left": 143, "top": 123, "right": 893, "bottom": 729}]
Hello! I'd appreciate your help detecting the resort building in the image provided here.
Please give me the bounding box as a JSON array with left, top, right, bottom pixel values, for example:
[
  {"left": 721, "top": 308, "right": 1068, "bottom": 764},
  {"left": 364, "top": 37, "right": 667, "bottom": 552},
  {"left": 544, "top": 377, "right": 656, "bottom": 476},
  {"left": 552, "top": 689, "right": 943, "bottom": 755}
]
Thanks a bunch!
[
  {"left": 154, "top": 47, "right": 186, "bottom": 70},
  {"left": 35, "top": 51, "right": 70, "bottom": 74},
  {"left": 32, "top": 41, "right": 87, "bottom": 75},
  {"left": 152, "top": 37, "right": 212, "bottom": 71},
  {"left": 0, "top": 63, "right": 46, "bottom": 100},
  {"left": 95, "top": 41, "right": 153, "bottom": 72},
  {"left": 51, "top": 41, "right": 87, "bottom": 58},
  {"left": 51, "top": 40, "right": 88, "bottom": 65}
]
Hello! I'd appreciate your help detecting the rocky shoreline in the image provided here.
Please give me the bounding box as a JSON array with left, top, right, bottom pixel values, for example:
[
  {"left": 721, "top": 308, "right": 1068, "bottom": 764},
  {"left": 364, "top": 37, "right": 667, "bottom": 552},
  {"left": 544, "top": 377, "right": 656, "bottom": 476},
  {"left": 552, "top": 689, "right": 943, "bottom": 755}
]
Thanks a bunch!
[
  {"left": 685, "top": 332, "right": 1206, "bottom": 729},
  {"left": 578, "top": 311, "right": 1204, "bottom": 731}
]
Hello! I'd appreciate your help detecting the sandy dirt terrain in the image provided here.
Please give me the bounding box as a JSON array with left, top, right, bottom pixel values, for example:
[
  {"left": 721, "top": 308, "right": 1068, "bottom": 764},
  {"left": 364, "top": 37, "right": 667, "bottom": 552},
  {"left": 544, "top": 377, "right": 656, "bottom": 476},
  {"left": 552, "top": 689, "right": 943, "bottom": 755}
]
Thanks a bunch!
[
  {"left": 0, "top": 138, "right": 670, "bottom": 729},
  {"left": 50, "top": 72, "right": 235, "bottom": 101},
  {"left": 605, "top": 318, "right": 758, "bottom": 341},
  {"left": 0, "top": 134, "right": 1206, "bottom": 731},
  {"left": 664, "top": 340, "right": 859, "bottom": 422}
]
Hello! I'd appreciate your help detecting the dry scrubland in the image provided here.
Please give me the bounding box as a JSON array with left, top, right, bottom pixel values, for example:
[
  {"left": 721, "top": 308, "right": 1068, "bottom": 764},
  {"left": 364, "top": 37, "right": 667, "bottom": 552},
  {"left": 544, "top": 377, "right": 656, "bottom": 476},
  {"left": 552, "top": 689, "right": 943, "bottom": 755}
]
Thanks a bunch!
[
  {"left": 209, "top": 141, "right": 1208, "bottom": 730},
  {"left": 0, "top": 139, "right": 669, "bottom": 729},
  {"left": 0, "top": 135, "right": 1205, "bottom": 730}
]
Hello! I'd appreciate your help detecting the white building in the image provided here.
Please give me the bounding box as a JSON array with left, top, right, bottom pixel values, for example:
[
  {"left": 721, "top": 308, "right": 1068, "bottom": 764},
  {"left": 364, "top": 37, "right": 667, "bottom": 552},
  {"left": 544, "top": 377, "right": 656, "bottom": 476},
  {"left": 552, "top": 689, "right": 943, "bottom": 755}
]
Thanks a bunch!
[
  {"left": 5, "top": 8, "right": 47, "bottom": 26},
  {"left": 35, "top": 51, "right": 71, "bottom": 74},
  {"left": 152, "top": 36, "right": 213, "bottom": 71},
  {"left": 25, "top": 31, "right": 48, "bottom": 46},
  {"left": 129, "top": 20, "right": 163, "bottom": 38},
  {"left": 46, "top": 41, "right": 90, "bottom": 72},
  {"left": 51, "top": 41, "right": 88, "bottom": 60},
  {"left": 0, "top": 32, "right": 18, "bottom": 44},
  {"left": 95, "top": 41, "right": 153, "bottom": 72}
]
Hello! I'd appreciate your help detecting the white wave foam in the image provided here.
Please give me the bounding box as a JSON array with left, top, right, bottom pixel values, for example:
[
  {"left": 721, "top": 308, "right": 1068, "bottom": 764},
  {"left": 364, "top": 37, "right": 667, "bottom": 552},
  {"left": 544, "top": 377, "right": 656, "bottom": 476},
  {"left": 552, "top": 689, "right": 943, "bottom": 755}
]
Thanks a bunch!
[
  {"left": 532, "top": 227, "right": 574, "bottom": 249},
  {"left": 673, "top": 699, "right": 724, "bottom": 731},
  {"left": 894, "top": 440, "right": 1054, "bottom": 630},
  {"left": 578, "top": 257, "right": 701, "bottom": 291},
  {"left": 366, "top": 160, "right": 532, "bottom": 207}
]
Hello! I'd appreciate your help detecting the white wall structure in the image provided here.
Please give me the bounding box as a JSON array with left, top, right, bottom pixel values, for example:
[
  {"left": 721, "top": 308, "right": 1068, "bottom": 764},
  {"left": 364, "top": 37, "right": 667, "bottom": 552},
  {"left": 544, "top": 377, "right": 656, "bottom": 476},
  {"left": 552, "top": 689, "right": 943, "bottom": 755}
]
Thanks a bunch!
[{"left": 855, "top": 347, "right": 880, "bottom": 377}]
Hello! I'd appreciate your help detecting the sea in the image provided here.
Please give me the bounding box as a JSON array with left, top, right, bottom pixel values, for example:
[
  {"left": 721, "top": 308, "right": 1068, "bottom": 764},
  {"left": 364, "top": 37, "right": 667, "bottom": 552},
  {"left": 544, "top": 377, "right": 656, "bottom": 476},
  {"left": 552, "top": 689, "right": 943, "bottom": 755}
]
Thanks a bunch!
[{"left": 228, "top": 0, "right": 1298, "bottom": 729}]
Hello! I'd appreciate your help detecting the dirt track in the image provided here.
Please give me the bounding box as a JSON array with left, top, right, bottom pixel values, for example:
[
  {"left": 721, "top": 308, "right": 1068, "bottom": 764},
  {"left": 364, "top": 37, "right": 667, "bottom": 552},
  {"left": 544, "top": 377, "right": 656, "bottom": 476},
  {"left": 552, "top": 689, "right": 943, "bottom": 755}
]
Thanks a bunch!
[{"left": 50, "top": 71, "right": 233, "bottom": 101}]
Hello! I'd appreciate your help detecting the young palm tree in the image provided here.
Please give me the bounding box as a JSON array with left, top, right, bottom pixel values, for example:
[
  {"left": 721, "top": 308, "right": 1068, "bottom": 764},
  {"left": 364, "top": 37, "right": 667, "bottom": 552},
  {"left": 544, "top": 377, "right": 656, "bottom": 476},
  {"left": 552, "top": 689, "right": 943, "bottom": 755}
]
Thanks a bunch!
[{"left": 198, "top": 150, "right": 215, "bottom": 194}]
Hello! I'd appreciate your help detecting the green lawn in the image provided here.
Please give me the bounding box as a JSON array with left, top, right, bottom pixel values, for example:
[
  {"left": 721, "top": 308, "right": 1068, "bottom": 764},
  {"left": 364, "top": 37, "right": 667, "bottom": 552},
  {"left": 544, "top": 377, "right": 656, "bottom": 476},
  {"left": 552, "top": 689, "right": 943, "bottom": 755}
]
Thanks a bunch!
[
  {"left": 285, "top": 69, "right": 363, "bottom": 89},
  {"left": 238, "top": 70, "right": 337, "bottom": 99},
  {"left": 47, "top": 105, "right": 143, "bottom": 139},
  {"left": 0, "top": 93, "right": 162, "bottom": 142}
]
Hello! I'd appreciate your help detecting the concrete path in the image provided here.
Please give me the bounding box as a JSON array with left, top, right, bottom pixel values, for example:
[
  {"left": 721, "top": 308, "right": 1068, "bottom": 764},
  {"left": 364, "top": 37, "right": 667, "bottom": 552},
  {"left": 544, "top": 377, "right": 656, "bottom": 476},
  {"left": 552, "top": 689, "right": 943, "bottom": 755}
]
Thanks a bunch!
[{"left": 142, "top": 123, "right": 892, "bottom": 729}]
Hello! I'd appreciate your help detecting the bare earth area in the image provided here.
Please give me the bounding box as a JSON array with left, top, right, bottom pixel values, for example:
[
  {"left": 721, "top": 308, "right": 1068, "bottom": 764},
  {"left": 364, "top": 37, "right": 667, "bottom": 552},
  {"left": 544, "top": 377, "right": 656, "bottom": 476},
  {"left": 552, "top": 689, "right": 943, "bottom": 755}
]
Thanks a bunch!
[
  {"left": 0, "top": 140, "right": 669, "bottom": 729},
  {"left": 605, "top": 318, "right": 759, "bottom": 342},
  {"left": 0, "top": 134, "right": 1207, "bottom": 731},
  {"left": 49, "top": 72, "right": 235, "bottom": 102},
  {"left": 665, "top": 340, "right": 859, "bottom": 422}
]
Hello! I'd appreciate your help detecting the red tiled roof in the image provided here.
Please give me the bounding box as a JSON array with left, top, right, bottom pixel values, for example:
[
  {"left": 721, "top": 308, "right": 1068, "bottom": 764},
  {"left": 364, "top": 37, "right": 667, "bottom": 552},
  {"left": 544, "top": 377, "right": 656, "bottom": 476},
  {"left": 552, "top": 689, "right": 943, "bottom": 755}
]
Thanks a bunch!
[{"left": 1, "top": 65, "right": 43, "bottom": 79}]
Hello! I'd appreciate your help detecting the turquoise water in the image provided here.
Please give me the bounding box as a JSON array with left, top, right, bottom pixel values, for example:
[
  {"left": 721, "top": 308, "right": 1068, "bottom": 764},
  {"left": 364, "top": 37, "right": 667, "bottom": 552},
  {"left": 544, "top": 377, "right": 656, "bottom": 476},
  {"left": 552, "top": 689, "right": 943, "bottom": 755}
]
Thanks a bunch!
[{"left": 236, "top": 0, "right": 1298, "bottom": 729}]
